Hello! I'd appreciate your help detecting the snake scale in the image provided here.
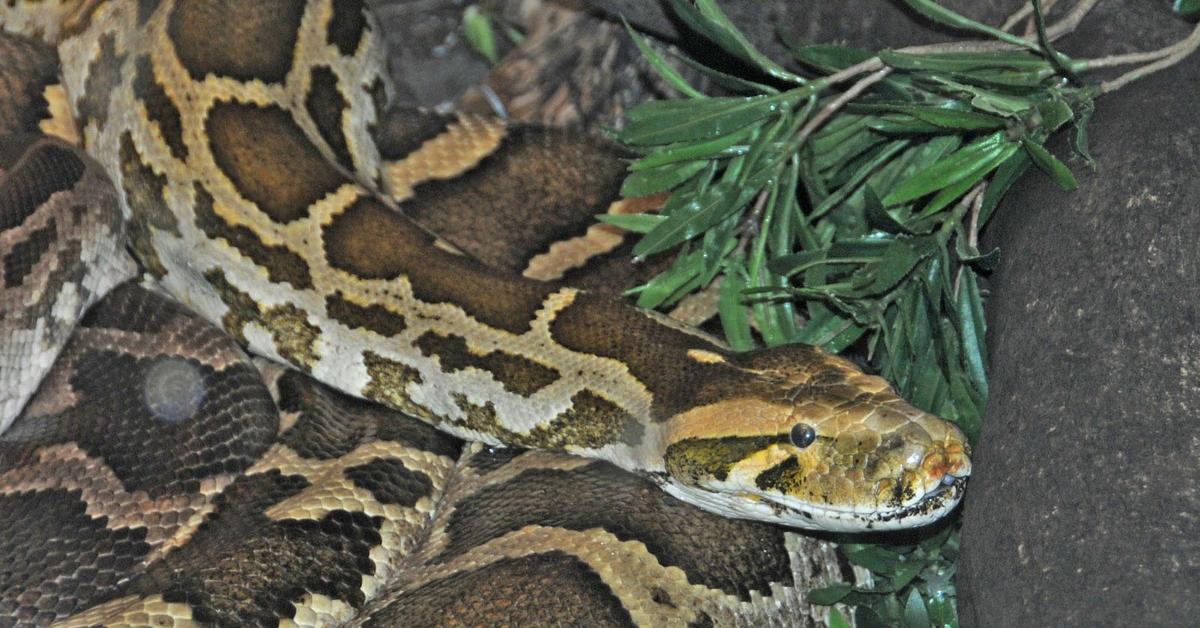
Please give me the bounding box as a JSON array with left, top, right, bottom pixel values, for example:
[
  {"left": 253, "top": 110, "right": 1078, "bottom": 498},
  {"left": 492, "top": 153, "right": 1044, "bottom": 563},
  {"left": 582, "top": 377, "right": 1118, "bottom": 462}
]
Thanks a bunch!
[{"left": 0, "top": 1, "right": 971, "bottom": 625}]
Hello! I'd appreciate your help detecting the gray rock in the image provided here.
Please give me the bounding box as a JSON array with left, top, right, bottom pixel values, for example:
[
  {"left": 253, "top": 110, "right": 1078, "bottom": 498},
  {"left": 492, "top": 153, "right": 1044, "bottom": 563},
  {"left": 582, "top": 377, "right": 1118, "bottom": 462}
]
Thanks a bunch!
[{"left": 959, "top": 7, "right": 1200, "bottom": 626}]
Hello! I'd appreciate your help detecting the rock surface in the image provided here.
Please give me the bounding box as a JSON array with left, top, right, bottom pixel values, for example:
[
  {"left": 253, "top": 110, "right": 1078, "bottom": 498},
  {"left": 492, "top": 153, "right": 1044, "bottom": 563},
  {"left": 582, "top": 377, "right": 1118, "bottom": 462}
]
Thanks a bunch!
[{"left": 959, "top": 6, "right": 1200, "bottom": 626}]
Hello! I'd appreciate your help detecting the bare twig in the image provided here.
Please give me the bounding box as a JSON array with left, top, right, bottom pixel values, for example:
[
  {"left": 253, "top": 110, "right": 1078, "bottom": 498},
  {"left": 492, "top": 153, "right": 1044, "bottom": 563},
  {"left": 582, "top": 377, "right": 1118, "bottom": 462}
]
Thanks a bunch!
[
  {"left": 793, "top": 67, "right": 892, "bottom": 150},
  {"left": 1101, "top": 22, "right": 1200, "bottom": 93},
  {"left": 1001, "top": 3, "right": 1036, "bottom": 33}
]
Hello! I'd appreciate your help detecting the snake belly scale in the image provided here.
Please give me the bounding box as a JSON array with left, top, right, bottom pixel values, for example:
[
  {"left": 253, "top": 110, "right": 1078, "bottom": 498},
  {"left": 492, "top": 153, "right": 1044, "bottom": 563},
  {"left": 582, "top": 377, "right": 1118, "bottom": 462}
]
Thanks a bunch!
[{"left": 0, "top": 0, "right": 971, "bottom": 625}]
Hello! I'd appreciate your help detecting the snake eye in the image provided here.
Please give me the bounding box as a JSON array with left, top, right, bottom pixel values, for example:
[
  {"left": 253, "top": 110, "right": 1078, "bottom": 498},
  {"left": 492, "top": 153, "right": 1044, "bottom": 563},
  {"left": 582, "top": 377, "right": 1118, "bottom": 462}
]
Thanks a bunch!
[{"left": 789, "top": 423, "right": 816, "bottom": 449}]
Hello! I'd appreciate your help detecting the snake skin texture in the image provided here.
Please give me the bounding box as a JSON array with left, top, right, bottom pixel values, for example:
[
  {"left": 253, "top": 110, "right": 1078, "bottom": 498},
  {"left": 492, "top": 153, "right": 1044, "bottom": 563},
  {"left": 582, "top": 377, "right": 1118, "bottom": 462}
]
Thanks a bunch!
[{"left": 0, "top": 0, "right": 971, "bottom": 624}]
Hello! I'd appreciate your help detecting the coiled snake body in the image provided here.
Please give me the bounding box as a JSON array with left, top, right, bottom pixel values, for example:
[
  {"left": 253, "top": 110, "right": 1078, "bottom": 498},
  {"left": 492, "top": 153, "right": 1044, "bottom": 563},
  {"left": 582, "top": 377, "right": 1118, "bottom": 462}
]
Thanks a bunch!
[{"left": 0, "top": 1, "right": 971, "bottom": 625}]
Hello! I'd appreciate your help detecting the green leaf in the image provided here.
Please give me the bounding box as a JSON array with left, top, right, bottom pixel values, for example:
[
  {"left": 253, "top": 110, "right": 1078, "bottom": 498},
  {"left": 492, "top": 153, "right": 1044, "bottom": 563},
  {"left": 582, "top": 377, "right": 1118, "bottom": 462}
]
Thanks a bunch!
[
  {"left": 1176, "top": 0, "right": 1200, "bottom": 17},
  {"left": 620, "top": 96, "right": 785, "bottom": 146},
  {"left": 668, "top": 0, "right": 807, "bottom": 84},
  {"left": 829, "top": 608, "right": 853, "bottom": 628},
  {"left": 807, "top": 583, "right": 854, "bottom": 605},
  {"left": 462, "top": 6, "right": 498, "bottom": 64},
  {"left": 788, "top": 44, "right": 876, "bottom": 72},
  {"left": 595, "top": 213, "right": 666, "bottom": 233},
  {"left": 1020, "top": 136, "right": 1078, "bottom": 190},
  {"left": 883, "top": 132, "right": 1007, "bottom": 205},
  {"left": 634, "top": 181, "right": 744, "bottom": 258},
  {"left": 675, "top": 53, "right": 782, "bottom": 95},
  {"left": 903, "top": 587, "right": 932, "bottom": 628},
  {"left": 629, "top": 126, "right": 755, "bottom": 171},
  {"left": 903, "top": 0, "right": 1040, "bottom": 51},
  {"left": 979, "top": 149, "right": 1032, "bottom": 225},
  {"left": 914, "top": 140, "right": 1019, "bottom": 220},
  {"left": 719, "top": 266, "right": 755, "bottom": 351},
  {"left": 843, "top": 543, "right": 904, "bottom": 574},
  {"left": 851, "top": 103, "right": 1007, "bottom": 131},
  {"left": 880, "top": 50, "right": 1050, "bottom": 72},
  {"left": 1072, "top": 95, "right": 1096, "bottom": 167},
  {"left": 623, "top": 19, "right": 706, "bottom": 99},
  {"left": 636, "top": 249, "right": 703, "bottom": 309},
  {"left": 957, "top": 267, "right": 989, "bottom": 399},
  {"left": 621, "top": 159, "right": 709, "bottom": 197}
]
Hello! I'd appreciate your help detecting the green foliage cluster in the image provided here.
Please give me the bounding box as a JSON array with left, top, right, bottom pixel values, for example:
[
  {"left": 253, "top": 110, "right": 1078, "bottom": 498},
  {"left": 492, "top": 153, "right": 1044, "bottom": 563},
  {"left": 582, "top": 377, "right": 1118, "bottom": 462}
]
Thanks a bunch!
[{"left": 611, "top": 1, "right": 1103, "bottom": 625}]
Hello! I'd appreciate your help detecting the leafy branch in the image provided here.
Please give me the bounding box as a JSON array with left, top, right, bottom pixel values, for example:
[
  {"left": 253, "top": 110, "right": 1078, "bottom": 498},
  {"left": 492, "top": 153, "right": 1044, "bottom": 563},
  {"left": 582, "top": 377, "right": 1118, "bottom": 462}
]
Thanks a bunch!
[{"left": 612, "top": 1, "right": 1199, "bottom": 625}]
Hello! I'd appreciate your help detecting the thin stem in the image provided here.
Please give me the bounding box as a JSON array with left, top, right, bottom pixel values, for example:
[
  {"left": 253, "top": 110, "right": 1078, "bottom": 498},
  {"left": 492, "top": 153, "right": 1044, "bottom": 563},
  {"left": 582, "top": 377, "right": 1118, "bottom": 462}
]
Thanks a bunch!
[
  {"left": 1001, "top": 3, "right": 1035, "bottom": 33},
  {"left": 1085, "top": 22, "right": 1200, "bottom": 70},
  {"left": 1101, "top": 22, "right": 1200, "bottom": 93},
  {"left": 791, "top": 68, "right": 892, "bottom": 153}
]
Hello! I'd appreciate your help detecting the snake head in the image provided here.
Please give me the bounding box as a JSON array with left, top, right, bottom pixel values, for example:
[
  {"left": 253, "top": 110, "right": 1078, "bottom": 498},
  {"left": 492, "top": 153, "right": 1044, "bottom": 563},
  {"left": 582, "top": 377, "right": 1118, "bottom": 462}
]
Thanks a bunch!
[{"left": 660, "top": 344, "right": 971, "bottom": 532}]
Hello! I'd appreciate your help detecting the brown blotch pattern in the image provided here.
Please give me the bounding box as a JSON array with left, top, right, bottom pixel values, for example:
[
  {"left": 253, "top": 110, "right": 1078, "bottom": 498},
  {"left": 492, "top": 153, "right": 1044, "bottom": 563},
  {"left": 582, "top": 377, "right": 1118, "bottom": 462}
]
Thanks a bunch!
[
  {"left": 344, "top": 458, "right": 432, "bottom": 508},
  {"left": 0, "top": 35, "right": 60, "bottom": 139},
  {"left": 364, "top": 551, "right": 634, "bottom": 628},
  {"left": 361, "top": 350, "right": 431, "bottom": 421},
  {"left": 396, "top": 124, "right": 630, "bottom": 274},
  {"left": 118, "top": 133, "right": 177, "bottom": 277},
  {"left": 202, "top": 268, "right": 261, "bottom": 345},
  {"left": 168, "top": 0, "right": 306, "bottom": 83},
  {"left": 201, "top": 268, "right": 321, "bottom": 368},
  {"left": 0, "top": 141, "right": 84, "bottom": 231},
  {"left": 324, "top": 291, "right": 407, "bottom": 337},
  {"left": 450, "top": 390, "right": 633, "bottom": 451},
  {"left": 133, "top": 56, "right": 187, "bottom": 160},
  {"left": 136, "top": 0, "right": 163, "bottom": 24},
  {"left": 3, "top": 217, "right": 56, "bottom": 288},
  {"left": 325, "top": 0, "right": 368, "bottom": 56},
  {"left": 205, "top": 101, "right": 347, "bottom": 224},
  {"left": 75, "top": 33, "right": 125, "bottom": 127},
  {"left": 373, "top": 107, "right": 451, "bottom": 161},
  {"left": 261, "top": 303, "right": 322, "bottom": 368},
  {"left": 323, "top": 197, "right": 555, "bottom": 334},
  {"left": 415, "top": 331, "right": 558, "bottom": 397},
  {"left": 304, "top": 66, "right": 353, "bottom": 170},
  {"left": 191, "top": 183, "right": 313, "bottom": 289},
  {"left": 436, "top": 460, "right": 795, "bottom": 600}
]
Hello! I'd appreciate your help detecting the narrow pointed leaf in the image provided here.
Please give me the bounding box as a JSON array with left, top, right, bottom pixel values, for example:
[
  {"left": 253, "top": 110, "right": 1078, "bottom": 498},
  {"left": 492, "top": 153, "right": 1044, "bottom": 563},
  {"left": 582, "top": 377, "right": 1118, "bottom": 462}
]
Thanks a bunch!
[
  {"left": 669, "top": 0, "right": 807, "bottom": 84},
  {"left": 1021, "top": 136, "right": 1078, "bottom": 190}
]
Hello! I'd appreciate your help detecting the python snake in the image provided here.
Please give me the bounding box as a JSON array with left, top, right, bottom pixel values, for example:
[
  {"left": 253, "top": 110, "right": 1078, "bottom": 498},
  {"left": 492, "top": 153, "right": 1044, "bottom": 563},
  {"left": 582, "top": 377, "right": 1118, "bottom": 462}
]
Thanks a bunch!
[{"left": 0, "top": 1, "right": 971, "bottom": 625}]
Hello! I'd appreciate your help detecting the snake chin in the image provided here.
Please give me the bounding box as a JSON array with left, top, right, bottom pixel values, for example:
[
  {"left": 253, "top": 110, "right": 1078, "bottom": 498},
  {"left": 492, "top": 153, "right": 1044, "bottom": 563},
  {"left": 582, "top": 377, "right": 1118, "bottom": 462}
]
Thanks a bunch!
[{"left": 658, "top": 471, "right": 969, "bottom": 533}]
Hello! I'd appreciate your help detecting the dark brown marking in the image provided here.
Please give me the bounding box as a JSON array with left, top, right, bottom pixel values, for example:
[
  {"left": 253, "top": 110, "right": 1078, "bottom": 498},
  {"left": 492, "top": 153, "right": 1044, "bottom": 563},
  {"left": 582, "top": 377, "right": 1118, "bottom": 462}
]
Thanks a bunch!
[
  {"left": 324, "top": 291, "right": 407, "bottom": 337},
  {"left": 0, "top": 36, "right": 59, "bottom": 139},
  {"left": 136, "top": 0, "right": 163, "bottom": 24},
  {"left": 118, "top": 133, "right": 178, "bottom": 277},
  {"left": 345, "top": 459, "right": 432, "bottom": 507},
  {"left": 261, "top": 303, "right": 322, "bottom": 368},
  {"left": 192, "top": 183, "right": 313, "bottom": 289},
  {"left": 361, "top": 350, "right": 432, "bottom": 421},
  {"left": 0, "top": 142, "right": 84, "bottom": 231},
  {"left": 450, "top": 390, "right": 633, "bottom": 450},
  {"left": 325, "top": 0, "right": 368, "bottom": 56},
  {"left": 0, "top": 490, "right": 151, "bottom": 624},
  {"left": 323, "top": 197, "right": 554, "bottom": 334},
  {"left": 203, "top": 268, "right": 259, "bottom": 344},
  {"left": 133, "top": 55, "right": 187, "bottom": 160},
  {"left": 363, "top": 551, "right": 634, "bottom": 628},
  {"left": 373, "top": 107, "right": 451, "bottom": 161},
  {"left": 205, "top": 101, "right": 347, "bottom": 223},
  {"left": 75, "top": 33, "right": 124, "bottom": 127},
  {"left": 168, "top": 0, "right": 305, "bottom": 83},
  {"left": 415, "top": 331, "right": 558, "bottom": 396},
  {"left": 305, "top": 66, "right": 353, "bottom": 170},
  {"left": 3, "top": 217, "right": 56, "bottom": 288},
  {"left": 395, "top": 124, "right": 631, "bottom": 274},
  {"left": 437, "top": 460, "right": 794, "bottom": 599},
  {"left": 134, "top": 471, "right": 383, "bottom": 622},
  {"left": 276, "top": 370, "right": 462, "bottom": 460},
  {"left": 548, "top": 291, "right": 784, "bottom": 421}
]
